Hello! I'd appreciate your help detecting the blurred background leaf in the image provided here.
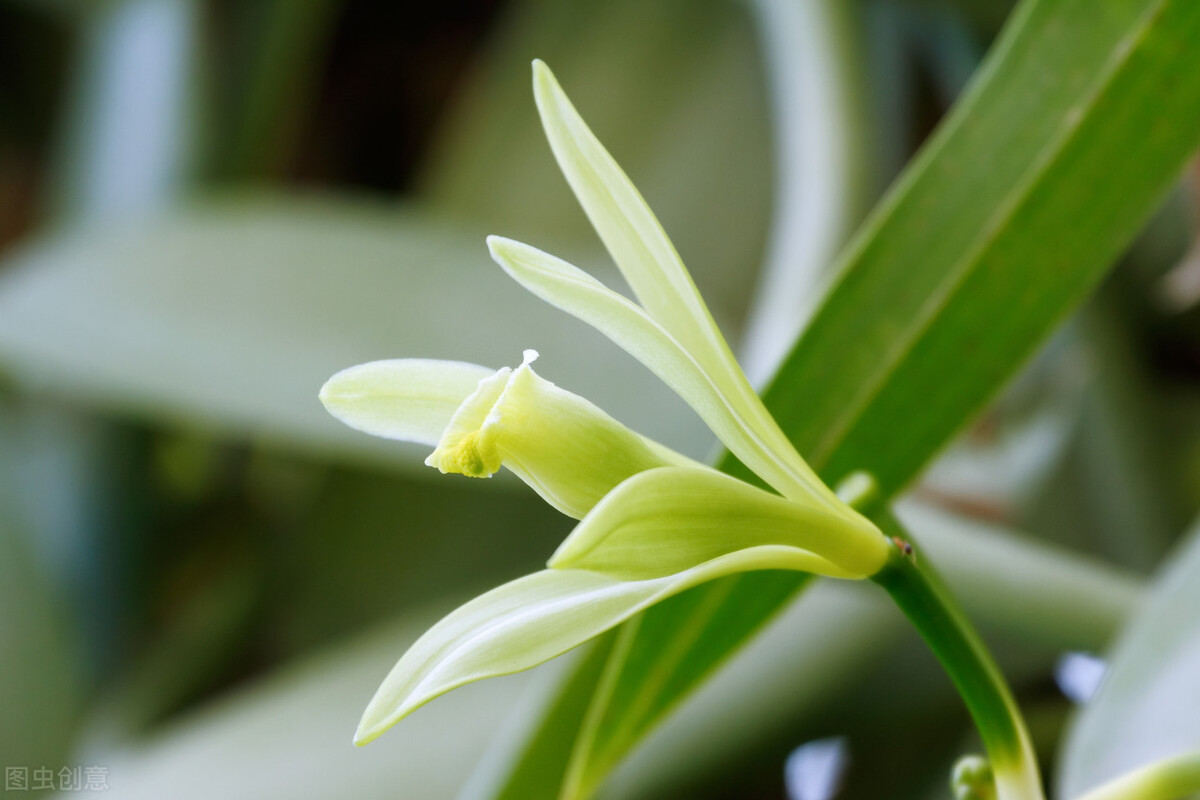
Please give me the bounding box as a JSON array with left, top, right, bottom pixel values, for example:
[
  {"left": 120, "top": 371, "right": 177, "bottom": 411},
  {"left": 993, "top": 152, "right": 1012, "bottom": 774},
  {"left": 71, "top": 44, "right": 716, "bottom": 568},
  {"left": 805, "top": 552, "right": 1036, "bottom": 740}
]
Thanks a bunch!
[
  {"left": 1, "top": 0, "right": 1198, "bottom": 798},
  {"left": 0, "top": 197, "right": 712, "bottom": 464},
  {"left": 1057, "top": 515, "right": 1200, "bottom": 798}
]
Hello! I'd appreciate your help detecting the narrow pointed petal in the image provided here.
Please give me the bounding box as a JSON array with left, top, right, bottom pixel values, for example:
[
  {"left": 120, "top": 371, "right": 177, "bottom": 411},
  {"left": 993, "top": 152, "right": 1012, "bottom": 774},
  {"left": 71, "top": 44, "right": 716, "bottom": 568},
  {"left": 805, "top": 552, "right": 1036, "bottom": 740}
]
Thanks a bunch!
[
  {"left": 549, "top": 467, "right": 888, "bottom": 580},
  {"left": 531, "top": 61, "right": 824, "bottom": 504},
  {"left": 532, "top": 60, "right": 720, "bottom": 369},
  {"left": 355, "top": 545, "right": 856, "bottom": 746},
  {"left": 319, "top": 359, "right": 494, "bottom": 446},
  {"left": 489, "top": 235, "right": 844, "bottom": 510}
]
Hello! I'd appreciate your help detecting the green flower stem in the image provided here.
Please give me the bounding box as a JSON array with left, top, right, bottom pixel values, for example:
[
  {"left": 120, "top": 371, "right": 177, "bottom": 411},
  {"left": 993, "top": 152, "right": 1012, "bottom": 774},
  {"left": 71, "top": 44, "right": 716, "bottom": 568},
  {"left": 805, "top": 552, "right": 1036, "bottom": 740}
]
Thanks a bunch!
[
  {"left": 868, "top": 509, "right": 1044, "bottom": 800},
  {"left": 902, "top": 500, "right": 1139, "bottom": 653},
  {"left": 1073, "top": 753, "right": 1200, "bottom": 800}
]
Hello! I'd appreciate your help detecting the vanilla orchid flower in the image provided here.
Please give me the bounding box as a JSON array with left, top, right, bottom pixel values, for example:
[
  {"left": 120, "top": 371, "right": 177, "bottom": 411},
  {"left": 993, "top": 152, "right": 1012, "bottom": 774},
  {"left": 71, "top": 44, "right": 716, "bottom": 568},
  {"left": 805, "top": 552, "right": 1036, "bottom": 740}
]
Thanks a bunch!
[
  {"left": 319, "top": 60, "right": 888, "bottom": 746},
  {"left": 322, "top": 348, "right": 697, "bottom": 520}
]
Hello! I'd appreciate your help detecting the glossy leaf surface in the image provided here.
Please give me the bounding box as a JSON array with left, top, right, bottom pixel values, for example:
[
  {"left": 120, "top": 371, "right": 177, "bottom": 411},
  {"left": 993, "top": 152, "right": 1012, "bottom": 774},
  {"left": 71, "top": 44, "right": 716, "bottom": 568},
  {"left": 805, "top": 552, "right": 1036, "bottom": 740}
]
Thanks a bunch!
[{"left": 504, "top": 1, "right": 1200, "bottom": 794}]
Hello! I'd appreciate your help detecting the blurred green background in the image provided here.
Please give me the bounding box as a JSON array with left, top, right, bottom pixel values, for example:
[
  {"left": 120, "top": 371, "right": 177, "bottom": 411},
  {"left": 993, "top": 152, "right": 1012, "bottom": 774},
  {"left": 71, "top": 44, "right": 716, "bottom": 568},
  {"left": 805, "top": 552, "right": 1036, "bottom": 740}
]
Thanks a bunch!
[{"left": 1, "top": 0, "right": 1198, "bottom": 797}]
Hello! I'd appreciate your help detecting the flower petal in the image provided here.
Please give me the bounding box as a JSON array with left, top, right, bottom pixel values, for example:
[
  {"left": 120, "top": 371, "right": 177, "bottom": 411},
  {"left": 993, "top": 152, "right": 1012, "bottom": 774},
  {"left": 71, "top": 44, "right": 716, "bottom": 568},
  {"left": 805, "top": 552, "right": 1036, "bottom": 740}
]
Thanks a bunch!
[
  {"left": 531, "top": 61, "right": 826, "bottom": 505},
  {"left": 426, "top": 349, "right": 698, "bottom": 518},
  {"left": 355, "top": 545, "right": 857, "bottom": 745},
  {"left": 488, "top": 235, "right": 845, "bottom": 512},
  {"left": 549, "top": 466, "right": 888, "bottom": 580},
  {"left": 319, "top": 359, "right": 494, "bottom": 446},
  {"left": 532, "top": 60, "right": 733, "bottom": 387}
]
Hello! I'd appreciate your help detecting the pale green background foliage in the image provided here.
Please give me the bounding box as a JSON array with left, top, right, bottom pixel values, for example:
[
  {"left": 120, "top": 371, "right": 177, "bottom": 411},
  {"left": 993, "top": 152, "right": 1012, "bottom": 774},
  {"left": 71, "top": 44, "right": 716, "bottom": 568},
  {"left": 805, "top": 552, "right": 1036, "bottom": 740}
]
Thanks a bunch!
[{"left": 1, "top": 0, "right": 1199, "bottom": 798}]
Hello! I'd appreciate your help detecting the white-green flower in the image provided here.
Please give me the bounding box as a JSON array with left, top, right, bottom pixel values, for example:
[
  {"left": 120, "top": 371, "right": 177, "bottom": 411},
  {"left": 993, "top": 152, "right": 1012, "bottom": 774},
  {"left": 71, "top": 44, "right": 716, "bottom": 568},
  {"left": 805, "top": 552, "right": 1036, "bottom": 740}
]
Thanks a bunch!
[
  {"left": 322, "top": 348, "right": 696, "bottom": 519},
  {"left": 320, "top": 60, "right": 888, "bottom": 746}
]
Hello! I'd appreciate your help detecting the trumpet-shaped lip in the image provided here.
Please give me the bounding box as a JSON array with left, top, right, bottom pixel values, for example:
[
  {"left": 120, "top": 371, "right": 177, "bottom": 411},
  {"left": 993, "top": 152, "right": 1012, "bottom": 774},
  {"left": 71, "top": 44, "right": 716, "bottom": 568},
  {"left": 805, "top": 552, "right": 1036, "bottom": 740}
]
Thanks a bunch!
[{"left": 423, "top": 350, "right": 540, "bottom": 478}]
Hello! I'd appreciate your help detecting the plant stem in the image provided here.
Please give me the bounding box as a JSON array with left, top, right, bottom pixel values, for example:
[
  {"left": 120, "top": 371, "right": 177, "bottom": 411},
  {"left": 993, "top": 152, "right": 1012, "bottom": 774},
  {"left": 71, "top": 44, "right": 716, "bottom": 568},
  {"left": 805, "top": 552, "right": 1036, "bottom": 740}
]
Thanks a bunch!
[
  {"left": 868, "top": 509, "right": 1045, "bottom": 800},
  {"left": 1073, "top": 753, "right": 1200, "bottom": 800},
  {"left": 897, "top": 499, "right": 1139, "bottom": 652}
]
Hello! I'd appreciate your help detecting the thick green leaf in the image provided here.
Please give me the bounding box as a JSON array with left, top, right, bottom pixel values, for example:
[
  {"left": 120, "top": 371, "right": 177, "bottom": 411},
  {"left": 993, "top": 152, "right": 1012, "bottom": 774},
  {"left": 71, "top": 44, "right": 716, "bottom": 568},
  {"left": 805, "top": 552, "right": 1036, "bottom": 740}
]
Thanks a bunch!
[
  {"left": 460, "top": 636, "right": 618, "bottom": 800},
  {"left": 501, "top": 0, "right": 1200, "bottom": 794},
  {"left": 1058, "top": 518, "right": 1200, "bottom": 797},
  {"left": 773, "top": 0, "right": 1200, "bottom": 496},
  {"left": 0, "top": 196, "right": 712, "bottom": 464}
]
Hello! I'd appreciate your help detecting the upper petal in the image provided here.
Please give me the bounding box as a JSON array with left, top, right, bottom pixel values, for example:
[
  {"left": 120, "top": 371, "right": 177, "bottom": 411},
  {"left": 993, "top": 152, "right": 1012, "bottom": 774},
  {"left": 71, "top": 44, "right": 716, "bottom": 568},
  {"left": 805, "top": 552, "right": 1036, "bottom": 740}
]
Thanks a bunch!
[
  {"left": 528, "top": 62, "right": 841, "bottom": 510},
  {"left": 319, "top": 359, "right": 495, "bottom": 446},
  {"left": 533, "top": 59, "right": 719, "bottom": 367},
  {"left": 489, "top": 236, "right": 848, "bottom": 515}
]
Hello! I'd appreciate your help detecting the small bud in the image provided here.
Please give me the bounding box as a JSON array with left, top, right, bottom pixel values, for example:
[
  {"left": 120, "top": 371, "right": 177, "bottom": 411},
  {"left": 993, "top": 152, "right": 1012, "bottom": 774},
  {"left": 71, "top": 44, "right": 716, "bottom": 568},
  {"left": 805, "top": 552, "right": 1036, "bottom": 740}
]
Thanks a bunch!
[
  {"left": 426, "top": 350, "right": 692, "bottom": 518},
  {"left": 951, "top": 754, "right": 996, "bottom": 800}
]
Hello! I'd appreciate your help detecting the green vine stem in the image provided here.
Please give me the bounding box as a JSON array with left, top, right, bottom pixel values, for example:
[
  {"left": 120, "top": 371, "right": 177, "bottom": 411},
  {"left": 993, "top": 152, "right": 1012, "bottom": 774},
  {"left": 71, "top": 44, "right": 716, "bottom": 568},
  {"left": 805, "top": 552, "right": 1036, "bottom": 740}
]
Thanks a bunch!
[
  {"left": 865, "top": 505, "right": 1045, "bottom": 800},
  {"left": 1073, "top": 753, "right": 1200, "bottom": 800}
]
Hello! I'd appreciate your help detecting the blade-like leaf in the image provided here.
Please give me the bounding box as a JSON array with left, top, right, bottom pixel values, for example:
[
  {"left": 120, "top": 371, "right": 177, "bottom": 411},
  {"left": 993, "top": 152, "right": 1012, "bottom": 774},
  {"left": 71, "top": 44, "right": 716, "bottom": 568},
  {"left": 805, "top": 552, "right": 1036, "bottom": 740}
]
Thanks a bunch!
[
  {"left": 1058, "top": 519, "right": 1200, "bottom": 797},
  {"left": 500, "top": 0, "right": 1200, "bottom": 793},
  {"left": 319, "top": 359, "right": 493, "bottom": 447},
  {"left": 0, "top": 197, "right": 713, "bottom": 465},
  {"left": 770, "top": 0, "right": 1200, "bottom": 497},
  {"left": 549, "top": 467, "right": 885, "bottom": 580},
  {"left": 487, "top": 236, "right": 836, "bottom": 509}
]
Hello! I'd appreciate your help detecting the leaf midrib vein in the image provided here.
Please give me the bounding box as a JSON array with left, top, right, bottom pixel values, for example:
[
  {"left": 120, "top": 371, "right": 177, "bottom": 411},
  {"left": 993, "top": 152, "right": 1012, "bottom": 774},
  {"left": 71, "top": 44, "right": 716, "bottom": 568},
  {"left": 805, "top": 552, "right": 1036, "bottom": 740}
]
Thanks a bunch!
[{"left": 807, "top": 0, "right": 1169, "bottom": 472}]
